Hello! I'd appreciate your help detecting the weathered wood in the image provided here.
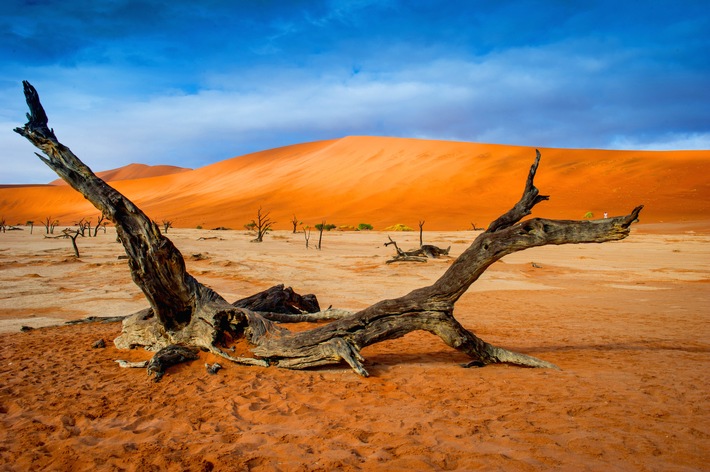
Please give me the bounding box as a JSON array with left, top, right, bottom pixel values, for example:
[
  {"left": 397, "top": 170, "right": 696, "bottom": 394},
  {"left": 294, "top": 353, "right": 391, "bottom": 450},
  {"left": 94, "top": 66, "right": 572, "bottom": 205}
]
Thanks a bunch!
[
  {"left": 233, "top": 284, "right": 320, "bottom": 314},
  {"left": 146, "top": 345, "right": 199, "bottom": 382},
  {"left": 15, "top": 81, "right": 644, "bottom": 377},
  {"left": 385, "top": 236, "right": 450, "bottom": 263}
]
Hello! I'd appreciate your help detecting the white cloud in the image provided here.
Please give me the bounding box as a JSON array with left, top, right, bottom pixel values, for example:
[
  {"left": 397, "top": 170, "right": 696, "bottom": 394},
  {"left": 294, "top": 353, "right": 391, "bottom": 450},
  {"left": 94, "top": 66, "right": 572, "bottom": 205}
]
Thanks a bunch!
[{"left": 611, "top": 133, "right": 710, "bottom": 151}]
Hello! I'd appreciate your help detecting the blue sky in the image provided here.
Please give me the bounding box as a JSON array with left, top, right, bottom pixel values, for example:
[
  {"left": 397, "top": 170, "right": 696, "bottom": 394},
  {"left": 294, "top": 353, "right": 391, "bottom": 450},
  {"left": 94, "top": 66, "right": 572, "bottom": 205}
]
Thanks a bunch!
[{"left": 1, "top": 0, "right": 709, "bottom": 184}]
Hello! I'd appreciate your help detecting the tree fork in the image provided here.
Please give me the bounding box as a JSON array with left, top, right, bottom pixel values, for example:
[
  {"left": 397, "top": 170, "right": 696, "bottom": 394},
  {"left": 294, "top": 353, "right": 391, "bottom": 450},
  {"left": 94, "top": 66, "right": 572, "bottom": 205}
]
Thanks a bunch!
[{"left": 15, "top": 81, "right": 643, "bottom": 377}]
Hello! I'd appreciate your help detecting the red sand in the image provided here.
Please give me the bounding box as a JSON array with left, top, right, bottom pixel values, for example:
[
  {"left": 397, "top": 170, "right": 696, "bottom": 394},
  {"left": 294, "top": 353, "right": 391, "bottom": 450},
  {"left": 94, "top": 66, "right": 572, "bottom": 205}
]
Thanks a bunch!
[
  {"left": 0, "top": 137, "right": 708, "bottom": 470},
  {"left": 0, "top": 226, "right": 708, "bottom": 471},
  {"left": 48, "top": 163, "right": 191, "bottom": 186},
  {"left": 1, "top": 136, "right": 709, "bottom": 230}
]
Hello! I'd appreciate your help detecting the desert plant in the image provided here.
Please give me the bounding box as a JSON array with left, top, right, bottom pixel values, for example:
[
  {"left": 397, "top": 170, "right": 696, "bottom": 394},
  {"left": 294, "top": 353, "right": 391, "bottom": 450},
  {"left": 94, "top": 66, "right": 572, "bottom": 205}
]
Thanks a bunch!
[
  {"left": 357, "top": 223, "right": 373, "bottom": 231},
  {"left": 26, "top": 220, "right": 34, "bottom": 234},
  {"left": 583, "top": 211, "right": 594, "bottom": 219},
  {"left": 162, "top": 219, "right": 173, "bottom": 233}
]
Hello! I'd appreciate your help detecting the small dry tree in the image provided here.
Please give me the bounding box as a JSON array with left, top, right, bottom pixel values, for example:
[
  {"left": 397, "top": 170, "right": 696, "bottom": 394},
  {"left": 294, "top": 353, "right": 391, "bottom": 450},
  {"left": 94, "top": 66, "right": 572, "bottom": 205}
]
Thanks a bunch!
[
  {"left": 94, "top": 213, "right": 107, "bottom": 236},
  {"left": 291, "top": 214, "right": 300, "bottom": 234},
  {"left": 418, "top": 219, "right": 425, "bottom": 247},
  {"left": 62, "top": 227, "right": 83, "bottom": 257},
  {"left": 250, "top": 207, "right": 274, "bottom": 242},
  {"left": 162, "top": 219, "right": 173, "bottom": 233},
  {"left": 302, "top": 225, "right": 312, "bottom": 249},
  {"left": 41, "top": 216, "right": 58, "bottom": 234},
  {"left": 26, "top": 220, "right": 34, "bottom": 234}
]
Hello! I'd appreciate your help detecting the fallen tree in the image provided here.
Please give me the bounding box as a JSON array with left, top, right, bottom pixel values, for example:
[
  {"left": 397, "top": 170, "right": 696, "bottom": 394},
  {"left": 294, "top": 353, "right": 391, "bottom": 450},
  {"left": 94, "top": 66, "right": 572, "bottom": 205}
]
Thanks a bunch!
[
  {"left": 15, "top": 81, "right": 643, "bottom": 377},
  {"left": 385, "top": 236, "right": 451, "bottom": 263}
]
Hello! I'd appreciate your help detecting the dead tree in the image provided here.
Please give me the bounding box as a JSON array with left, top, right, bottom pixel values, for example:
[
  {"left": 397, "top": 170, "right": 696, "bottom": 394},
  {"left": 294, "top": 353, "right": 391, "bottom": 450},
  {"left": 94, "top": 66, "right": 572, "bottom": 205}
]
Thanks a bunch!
[
  {"left": 419, "top": 220, "right": 425, "bottom": 247},
  {"left": 250, "top": 207, "right": 274, "bottom": 242},
  {"left": 75, "top": 217, "right": 90, "bottom": 237},
  {"left": 291, "top": 215, "right": 300, "bottom": 234},
  {"left": 162, "top": 219, "right": 173, "bottom": 233},
  {"left": 15, "top": 81, "right": 644, "bottom": 377},
  {"left": 316, "top": 220, "right": 325, "bottom": 250},
  {"left": 41, "top": 216, "right": 52, "bottom": 234},
  {"left": 385, "top": 236, "right": 450, "bottom": 263},
  {"left": 26, "top": 220, "right": 34, "bottom": 234},
  {"left": 62, "top": 228, "right": 82, "bottom": 257},
  {"left": 302, "top": 225, "right": 311, "bottom": 249},
  {"left": 0, "top": 217, "right": 6, "bottom": 233},
  {"left": 93, "top": 213, "right": 107, "bottom": 236}
]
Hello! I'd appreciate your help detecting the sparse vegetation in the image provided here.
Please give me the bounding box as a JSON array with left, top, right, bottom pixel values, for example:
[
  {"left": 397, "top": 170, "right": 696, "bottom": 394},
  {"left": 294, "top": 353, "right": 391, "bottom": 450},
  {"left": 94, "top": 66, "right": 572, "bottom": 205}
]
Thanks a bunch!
[
  {"left": 357, "top": 223, "right": 373, "bottom": 231},
  {"left": 315, "top": 223, "right": 336, "bottom": 231},
  {"left": 584, "top": 211, "right": 594, "bottom": 219}
]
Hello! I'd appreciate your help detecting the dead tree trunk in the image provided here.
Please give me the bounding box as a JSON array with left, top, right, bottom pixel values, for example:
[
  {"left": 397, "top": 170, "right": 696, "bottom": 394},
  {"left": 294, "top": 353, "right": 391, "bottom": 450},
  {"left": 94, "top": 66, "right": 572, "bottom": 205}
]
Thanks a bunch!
[
  {"left": 15, "top": 81, "right": 643, "bottom": 377},
  {"left": 63, "top": 228, "right": 82, "bottom": 257}
]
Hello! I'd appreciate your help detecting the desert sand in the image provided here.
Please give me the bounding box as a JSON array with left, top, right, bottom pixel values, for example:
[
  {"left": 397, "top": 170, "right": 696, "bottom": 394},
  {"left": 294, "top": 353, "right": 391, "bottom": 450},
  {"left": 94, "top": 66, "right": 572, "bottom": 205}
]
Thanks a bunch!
[
  {"left": 1, "top": 137, "right": 709, "bottom": 231},
  {"left": 1, "top": 137, "right": 709, "bottom": 470},
  {"left": 0, "top": 223, "right": 708, "bottom": 471},
  {"left": 47, "top": 163, "right": 191, "bottom": 186}
]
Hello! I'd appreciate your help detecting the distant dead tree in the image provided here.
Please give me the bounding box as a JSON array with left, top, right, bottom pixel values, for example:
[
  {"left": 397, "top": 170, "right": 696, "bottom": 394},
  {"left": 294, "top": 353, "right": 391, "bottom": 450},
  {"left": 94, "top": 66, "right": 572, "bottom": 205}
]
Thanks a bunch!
[
  {"left": 291, "top": 215, "right": 300, "bottom": 234},
  {"left": 26, "top": 220, "right": 34, "bottom": 234},
  {"left": 250, "top": 207, "right": 274, "bottom": 243},
  {"left": 75, "top": 217, "right": 91, "bottom": 237},
  {"left": 162, "top": 220, "right": 173, "bottom": 233},
  {"left": 385, "top": 236, "right": 450, "bottom": 263},
  {"left": 41, "top": 217, "right": 60, "bottom": 234},
  {"left": 419, "top": 220, "right": 425, "bottom": 247},
  {"left": 302, "top": 225, "right": 312, "bottom": 249},
  {"left": 470, "top": 222, "right": 483, "bottom": 231},
  {"left": 62, "top": 228, "right": 83, "bottom": 257},
  {"left": 16, "top": 81, "right": 644, "bottom": 380},
  {"left": 0, "top": 217, "right": 6, "bottom": 233},
  {"left": 93, "top": 213, "right": 107, "bottom": 236},
  {"left": 315, "top": 220, "right": 328, "bottom": 250}
]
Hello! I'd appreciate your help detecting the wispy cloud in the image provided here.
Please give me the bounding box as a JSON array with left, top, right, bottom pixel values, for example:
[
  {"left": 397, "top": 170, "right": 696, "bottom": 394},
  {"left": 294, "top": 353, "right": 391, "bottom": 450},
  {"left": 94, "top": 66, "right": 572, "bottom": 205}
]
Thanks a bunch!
[{"left": 1, "top": 0, "right": 708, "bottom": 183}]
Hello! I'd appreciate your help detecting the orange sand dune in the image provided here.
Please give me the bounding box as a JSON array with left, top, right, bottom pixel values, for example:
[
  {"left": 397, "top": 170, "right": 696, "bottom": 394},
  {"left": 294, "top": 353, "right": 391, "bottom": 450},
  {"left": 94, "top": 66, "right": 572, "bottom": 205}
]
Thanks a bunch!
[
  {"left": 1, "top": 136, "right": 708, "bottom": 230},
  {"left": 48, "top": 163, "right": 190, "bottom": 186}
]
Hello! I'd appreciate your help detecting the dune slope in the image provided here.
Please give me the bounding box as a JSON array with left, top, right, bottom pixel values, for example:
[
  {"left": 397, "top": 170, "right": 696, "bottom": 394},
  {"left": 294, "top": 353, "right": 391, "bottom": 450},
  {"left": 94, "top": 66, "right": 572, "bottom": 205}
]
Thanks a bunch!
[
  {"left": 1, "top": 136, "right": 708, "bottom": 230},
  {"left": 48, "top": 163, "right": 191, "bottom": 186}
]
